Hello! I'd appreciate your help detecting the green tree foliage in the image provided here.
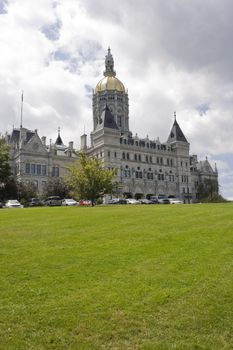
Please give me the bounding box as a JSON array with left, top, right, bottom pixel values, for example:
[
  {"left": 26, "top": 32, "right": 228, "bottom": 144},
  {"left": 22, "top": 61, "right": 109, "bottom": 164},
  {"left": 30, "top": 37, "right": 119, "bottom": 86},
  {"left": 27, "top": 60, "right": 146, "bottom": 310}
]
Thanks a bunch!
[
  {"left": 0, "top": 178, "right": 17, "bottom": 201},
  {"left": 0, "top": 178, "right": 38, "bottom": 204},
  {"left": 197, "top": 178, "right": 225, "bottom": 202},
  {"left": 42, "top": 178, "right": 71, "bottom": 199},
  {"left": 67, "top": 152, "right": 116, "bottom": 205},
  {"left": 0, "top": 138, "right": 11, "bottom": 185},
  {"left": 17, "top": 182, "right": 38, "bottom": 206}
]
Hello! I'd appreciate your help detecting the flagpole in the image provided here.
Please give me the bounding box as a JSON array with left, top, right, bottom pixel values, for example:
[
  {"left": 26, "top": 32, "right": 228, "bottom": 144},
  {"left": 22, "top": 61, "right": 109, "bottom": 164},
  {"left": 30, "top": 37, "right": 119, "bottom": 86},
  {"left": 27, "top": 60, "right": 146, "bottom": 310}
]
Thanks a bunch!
[{"left": 20, "top": 90, "right": 24, "bottom": 128}]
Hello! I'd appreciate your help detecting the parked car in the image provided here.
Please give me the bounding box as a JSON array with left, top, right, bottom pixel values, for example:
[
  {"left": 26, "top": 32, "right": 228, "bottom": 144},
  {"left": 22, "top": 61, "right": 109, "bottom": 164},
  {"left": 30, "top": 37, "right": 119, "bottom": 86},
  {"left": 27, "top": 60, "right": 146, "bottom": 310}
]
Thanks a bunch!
[
  {"left": 138, "top": 198, "right": 153, "bottom": 204},
  {"left": 150, "top": 195, "right": 170, "bottom": 204},
  {"left": 108, "top": 198, "right": 127, "bottom": 204},
  {"left": 158, "top": 196, "right": 170, "bottom": 204},
  {"left": 126, "top": 198, "right": 140, "bottom": 204},
  {"left": 149, "top": 196, "right": 159, "bottom": 204},
  {"left": 5, "top": 200, "right": 23, "bottom": 208},
  {"left": 79, "top": 200, "right": 92, "bottom": 206},
  {"left": 29, "top": 198, "right": 43, "bottom": 207},
  {"left": 62, "top": 198, "right": 78, "bottom": 206},
  {"left": 169, "top": 198, "right": 183, "bottom": 204},
  {"left": 45, "top": 196, "right": 62, "bottom": 206}
]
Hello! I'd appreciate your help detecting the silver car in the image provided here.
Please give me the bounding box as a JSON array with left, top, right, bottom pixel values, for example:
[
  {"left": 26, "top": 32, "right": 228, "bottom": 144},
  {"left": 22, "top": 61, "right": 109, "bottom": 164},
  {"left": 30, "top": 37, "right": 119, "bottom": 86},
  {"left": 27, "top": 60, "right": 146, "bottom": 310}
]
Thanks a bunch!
[
  {"left": 5, "top": 200, "right": 23, "bottom": 208},
  {"left": 62, "top": 198, "right": 78, "bottom": 206}
]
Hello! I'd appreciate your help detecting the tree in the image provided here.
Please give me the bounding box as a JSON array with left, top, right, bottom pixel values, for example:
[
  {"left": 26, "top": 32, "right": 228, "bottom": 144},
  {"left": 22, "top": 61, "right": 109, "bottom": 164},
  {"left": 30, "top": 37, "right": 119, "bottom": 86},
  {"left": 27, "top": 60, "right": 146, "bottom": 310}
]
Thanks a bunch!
[
  {"left": 0, "top": 138, "right": 11, "bottom": 185},
  {"left": 17, "top": 182, "right": 38, "bottom": 206},
  {"left": 0, "top": 178, "right": 17, "bottom": 201},
  {"left": 42, "top": 178, "right": 71, "bottom": 199},
  {"left": 197, "top": 178, "right": 225, "bottom": 202},
  {"left": 67, "top": 152, "right": 116, "bottom": 205}
]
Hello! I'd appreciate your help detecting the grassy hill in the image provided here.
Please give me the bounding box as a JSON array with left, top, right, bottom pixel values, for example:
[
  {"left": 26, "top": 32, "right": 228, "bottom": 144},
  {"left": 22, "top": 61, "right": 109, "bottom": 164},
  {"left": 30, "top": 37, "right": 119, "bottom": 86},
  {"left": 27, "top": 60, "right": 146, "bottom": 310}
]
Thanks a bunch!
[{"left": 0, "top": 204, "right": 232, "bottom": 349}]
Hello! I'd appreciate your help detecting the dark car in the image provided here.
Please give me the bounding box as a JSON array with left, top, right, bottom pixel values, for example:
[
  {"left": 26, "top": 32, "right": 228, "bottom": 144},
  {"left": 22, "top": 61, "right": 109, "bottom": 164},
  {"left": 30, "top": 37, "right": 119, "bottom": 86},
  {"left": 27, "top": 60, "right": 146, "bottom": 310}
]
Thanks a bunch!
[
  {"left": 150, "top": 195, "right": 170, "bottom": 204},
  {"left": 0, "top": 201, "right": 3, "bottom": 208},
  {"left": 29, "top": 198, "right": 43, "bottom": 207},
  {"left": 149, "top": 196, "right": 159, "bottom": 204},
  {"left": 108, "top": 198, "right": 127, "bottom": 204},
  {"left": 45, "top": 196, "right": 62, "bottom": 206}
]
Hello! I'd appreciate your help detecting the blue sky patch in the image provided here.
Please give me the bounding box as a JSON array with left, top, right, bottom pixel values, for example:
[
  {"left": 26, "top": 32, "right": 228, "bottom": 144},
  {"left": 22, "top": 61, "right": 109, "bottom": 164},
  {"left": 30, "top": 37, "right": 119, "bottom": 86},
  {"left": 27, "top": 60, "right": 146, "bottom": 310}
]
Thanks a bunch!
[
  {"left": 0, "top": 0, "right": 8, "bottom": 14},
  {"left": 196, "top": 103, "right": 210, "bottom": 116},
  {"left": 41, "top": 19, "right": 62, "bottom": 41},
  {"left": 54, "top": 49, "right": 71, "bottom": 61}
]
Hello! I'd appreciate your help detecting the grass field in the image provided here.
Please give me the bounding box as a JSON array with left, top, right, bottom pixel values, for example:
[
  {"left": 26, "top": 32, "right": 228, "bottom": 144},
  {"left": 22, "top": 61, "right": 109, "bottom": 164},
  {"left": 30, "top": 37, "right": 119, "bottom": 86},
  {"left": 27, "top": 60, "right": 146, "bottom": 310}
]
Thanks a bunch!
[{"left": 0, "top": 203, "right": 233, "bottom": 350}]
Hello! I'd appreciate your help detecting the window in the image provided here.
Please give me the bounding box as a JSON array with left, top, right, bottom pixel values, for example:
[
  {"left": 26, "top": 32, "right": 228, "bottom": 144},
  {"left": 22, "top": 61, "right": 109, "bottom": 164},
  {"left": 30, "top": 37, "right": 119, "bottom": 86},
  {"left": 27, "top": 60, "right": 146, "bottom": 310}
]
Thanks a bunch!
[
  {"left": 114, "top": 152, "right": 117, "bottom": 158},
  {"left": 122, "top": 152, "right": 125, "bottom": 160},
  {"left": 134, "top": 154, "right": 138, "bottom": 161},
  {"left": 108, "top": 151, "right": 110, "bottom": 157},
  {"left": 135, "top": 171, "right": 142, "bottom": 179},
  {"left": 147, "top": 173, "right": 153, "bottom": 180},
  {"left": 139, "top": 154, "right": 141, "bottom": 162},
  {"left": 36, "top": 164, "right": 41, "bottom": 175},
  {"left": 26, "top": 163, "right": 30, "bottom": 174},
  {"left": 124, "top": 170, "right": 131, "bottom": 178},
  {"left": 158, "top": 173, "right": 164, "bottom": 181},
  {"left": 169, "top": 175, "right": 175, "bottom": 182},
  {"left": 52, "top": 166, "right": 59, "bottom": 177},
  {"left": 42, "top": 165, "right": 46, "bottom": 176},
  {"left": 127, "top": 153, "right": 130, "bottom": 160},
  {"left": 31, "top": 164, "right": 36, "bottom": 174}
]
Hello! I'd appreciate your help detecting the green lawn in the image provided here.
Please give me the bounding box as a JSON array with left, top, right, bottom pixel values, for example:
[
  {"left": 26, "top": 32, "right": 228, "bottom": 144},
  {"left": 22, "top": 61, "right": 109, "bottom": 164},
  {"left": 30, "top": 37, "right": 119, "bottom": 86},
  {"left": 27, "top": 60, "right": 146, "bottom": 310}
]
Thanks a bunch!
[{"left": 0, "top": 204, "right": 232, "bottom": 349}]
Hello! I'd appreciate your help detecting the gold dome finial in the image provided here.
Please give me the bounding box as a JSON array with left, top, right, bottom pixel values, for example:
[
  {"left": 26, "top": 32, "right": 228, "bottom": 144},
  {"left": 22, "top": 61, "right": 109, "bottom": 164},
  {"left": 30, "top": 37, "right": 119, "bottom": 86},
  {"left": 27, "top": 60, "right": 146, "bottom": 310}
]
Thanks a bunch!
[
  {"left": 95, "top": 48, "right": 125, "bottom": 93},
  {"left": 104, "top": 47, "right": 116, "bottom": 77}
]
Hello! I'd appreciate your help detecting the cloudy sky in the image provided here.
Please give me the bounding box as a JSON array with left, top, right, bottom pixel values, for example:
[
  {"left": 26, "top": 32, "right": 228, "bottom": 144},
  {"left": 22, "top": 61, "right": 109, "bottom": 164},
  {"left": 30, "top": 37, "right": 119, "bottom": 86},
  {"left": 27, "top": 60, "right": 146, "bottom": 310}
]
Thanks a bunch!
[{"left": 0, "top": 0, "right": 233, "bottom": 198}]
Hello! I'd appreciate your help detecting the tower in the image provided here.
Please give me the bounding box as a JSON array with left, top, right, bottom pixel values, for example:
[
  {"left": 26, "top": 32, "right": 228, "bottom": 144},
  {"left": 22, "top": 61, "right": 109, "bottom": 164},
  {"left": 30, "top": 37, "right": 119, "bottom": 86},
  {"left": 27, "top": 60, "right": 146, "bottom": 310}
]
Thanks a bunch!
[{"left": 92, "top": 48, "right": 130, "bottom": 135}]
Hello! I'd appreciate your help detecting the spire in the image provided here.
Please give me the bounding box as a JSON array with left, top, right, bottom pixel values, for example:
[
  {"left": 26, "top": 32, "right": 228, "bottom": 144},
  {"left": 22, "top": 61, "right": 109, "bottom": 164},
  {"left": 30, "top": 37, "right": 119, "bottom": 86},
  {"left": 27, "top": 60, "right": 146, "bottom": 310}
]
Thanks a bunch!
[
  {"left": 20, "top": 90, "right": 24, "bottom": 128},
  {"left": 97, "top": 104, "right": 119, "bottom": 130},
  {"left": 55, "top": 126, "right": 64, "bottom": 145},
  {"left": 167, "top": 112, "right": 188, "bottom": 143},
  {"left": 104, "top": 47, "right": 116, "bottom": 77}
]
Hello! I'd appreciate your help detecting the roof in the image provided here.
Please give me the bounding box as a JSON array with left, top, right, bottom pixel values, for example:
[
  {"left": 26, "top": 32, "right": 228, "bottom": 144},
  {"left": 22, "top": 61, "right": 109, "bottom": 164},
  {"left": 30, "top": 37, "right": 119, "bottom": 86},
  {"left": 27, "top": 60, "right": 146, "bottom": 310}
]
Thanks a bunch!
[
  {"left": 9, "top": 128, "right": 35, "bottom": 144},
  {"left": 167, "top": 119, "right": 188, "bottom": 143},
  {"left": 97, "top": 105, "right": 119, "bottom": 130},
  {"left": 197, "top": 159, "right": 215, "bottom": 174}
]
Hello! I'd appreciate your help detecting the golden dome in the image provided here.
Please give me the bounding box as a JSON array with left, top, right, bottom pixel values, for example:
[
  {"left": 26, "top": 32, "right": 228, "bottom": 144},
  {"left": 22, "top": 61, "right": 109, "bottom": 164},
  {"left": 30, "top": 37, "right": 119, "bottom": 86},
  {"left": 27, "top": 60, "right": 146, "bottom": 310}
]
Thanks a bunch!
[{"left": 95, "top": 76, "right": 125, "bottom": 93}]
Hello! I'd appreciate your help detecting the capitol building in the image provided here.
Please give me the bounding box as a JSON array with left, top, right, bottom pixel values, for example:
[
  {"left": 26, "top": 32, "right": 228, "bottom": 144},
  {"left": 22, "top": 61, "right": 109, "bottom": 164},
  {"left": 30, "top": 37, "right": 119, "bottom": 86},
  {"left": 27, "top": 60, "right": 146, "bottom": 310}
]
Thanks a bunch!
[{"left": 6, "top": 49, "right": 218, "bottom": 202}]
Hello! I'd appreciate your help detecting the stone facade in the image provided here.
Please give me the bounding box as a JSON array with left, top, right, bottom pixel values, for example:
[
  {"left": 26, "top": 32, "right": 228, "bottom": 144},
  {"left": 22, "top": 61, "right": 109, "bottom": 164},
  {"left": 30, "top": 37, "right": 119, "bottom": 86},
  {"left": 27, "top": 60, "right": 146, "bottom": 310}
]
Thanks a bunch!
[
  {"left": 6, "top": 127, "right": 77, "bottom": 194},
  {"left": 84, "top": 49, "right": 218, "bottom": 202},
  {"left": 5, "top": 48, "right": 218, "bottom": 201}
]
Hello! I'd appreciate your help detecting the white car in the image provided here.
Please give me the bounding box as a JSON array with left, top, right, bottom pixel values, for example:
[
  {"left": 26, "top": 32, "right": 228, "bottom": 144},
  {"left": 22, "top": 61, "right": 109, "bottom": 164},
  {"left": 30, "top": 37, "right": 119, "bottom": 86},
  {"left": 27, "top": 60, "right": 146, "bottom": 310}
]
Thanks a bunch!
[
  {"left": 5, "top": 200, "right": 23, "bottom": 208},
  {"left": 126, "top": 198, "right": 140, "bottom": 204},
  {"left": 169, "top": 198, "right": 183, "bottom": 204},
  {"left": 62, "top": 198, "right": 78, "bottom": 206}
]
